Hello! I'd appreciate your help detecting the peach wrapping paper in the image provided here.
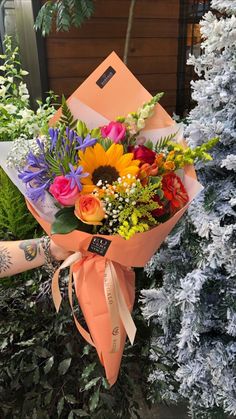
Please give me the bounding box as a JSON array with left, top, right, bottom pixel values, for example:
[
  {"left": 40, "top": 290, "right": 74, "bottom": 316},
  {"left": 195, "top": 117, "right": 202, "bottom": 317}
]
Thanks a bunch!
[
  {"left": 25, "top": 165, "right": 202, "bottom": 386},
  {"left": 25, "top": 52, "right": 203, "bottom": 386}
]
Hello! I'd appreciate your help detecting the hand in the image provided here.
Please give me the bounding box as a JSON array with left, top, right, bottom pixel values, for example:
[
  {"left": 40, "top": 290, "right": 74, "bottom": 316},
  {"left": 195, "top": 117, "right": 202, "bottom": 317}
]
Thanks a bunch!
[{"left": 50, "top": 239, "right": 73, "bottom": 261}]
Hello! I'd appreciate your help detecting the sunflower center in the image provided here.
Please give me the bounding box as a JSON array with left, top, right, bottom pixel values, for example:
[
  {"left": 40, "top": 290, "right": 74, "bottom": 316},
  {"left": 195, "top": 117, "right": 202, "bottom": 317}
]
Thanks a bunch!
[{"left": 92, "top": 165, "right": 119, "bottom": 186}]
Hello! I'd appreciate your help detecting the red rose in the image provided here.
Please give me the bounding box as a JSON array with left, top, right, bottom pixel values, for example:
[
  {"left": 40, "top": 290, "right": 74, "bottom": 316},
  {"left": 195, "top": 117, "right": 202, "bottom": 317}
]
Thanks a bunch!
[
  {"left": 151, "top": 195, "right": 166, "bottom": 217},
  {"left": 132, "top": 145, "right": 156, "bottom": 165},
  {"left": 162, "top": 173, "right": 189, "bottom": 213}
]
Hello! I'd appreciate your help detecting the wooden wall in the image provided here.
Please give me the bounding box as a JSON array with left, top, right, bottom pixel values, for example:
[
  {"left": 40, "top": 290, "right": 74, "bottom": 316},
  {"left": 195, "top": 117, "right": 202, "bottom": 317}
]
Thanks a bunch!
[{"left": 46, "top": 0, "right": 180, "bottom": 115}]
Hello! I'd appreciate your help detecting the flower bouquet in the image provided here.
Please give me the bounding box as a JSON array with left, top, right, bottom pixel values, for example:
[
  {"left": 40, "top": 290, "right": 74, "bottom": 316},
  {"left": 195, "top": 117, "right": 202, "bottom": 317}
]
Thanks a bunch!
[{"left": 0, "top": 52, "right": 217, "bottom": 386}]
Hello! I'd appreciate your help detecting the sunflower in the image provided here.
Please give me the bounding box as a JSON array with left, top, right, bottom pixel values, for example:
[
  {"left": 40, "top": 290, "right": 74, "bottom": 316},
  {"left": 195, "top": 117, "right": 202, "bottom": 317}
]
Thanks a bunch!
[{"left": 78, "top": 143, "right": 140, "bottom": 194}]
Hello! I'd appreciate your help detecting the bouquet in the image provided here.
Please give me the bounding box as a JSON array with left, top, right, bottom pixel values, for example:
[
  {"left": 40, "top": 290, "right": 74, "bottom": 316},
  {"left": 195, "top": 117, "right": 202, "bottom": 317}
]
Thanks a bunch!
[
  {"left": 13, "top": 96, "right": 215, "bottom": 240},
  {"left": 0, "top": 53, "right": 217, "bottom": 386}
]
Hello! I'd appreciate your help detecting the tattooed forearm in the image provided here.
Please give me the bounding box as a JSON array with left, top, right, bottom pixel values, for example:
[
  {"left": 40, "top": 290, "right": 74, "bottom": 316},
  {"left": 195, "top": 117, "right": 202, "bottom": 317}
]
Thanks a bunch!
[
  {"left": 19, "top": 240, "right": 41, "bottom": 261},
  {"left": 0, "top": 246, "right": 13, "bottom": 274}
]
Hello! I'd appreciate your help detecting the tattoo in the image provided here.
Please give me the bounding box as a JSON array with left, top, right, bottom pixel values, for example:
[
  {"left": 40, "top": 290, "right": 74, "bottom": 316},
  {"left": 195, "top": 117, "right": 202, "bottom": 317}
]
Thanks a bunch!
[
  {"left": 19, "top": 240, "right": 40, "bottom": 261},
  {"left": 0, "top": 246, "right": 12, "bottom": 274}
]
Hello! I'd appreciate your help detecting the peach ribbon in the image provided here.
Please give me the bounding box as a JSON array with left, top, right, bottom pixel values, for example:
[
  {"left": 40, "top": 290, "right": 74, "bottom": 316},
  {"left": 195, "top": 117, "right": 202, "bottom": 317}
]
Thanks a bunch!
[{"left": 51, "top": 252, "right": 136, "bottom": 353}]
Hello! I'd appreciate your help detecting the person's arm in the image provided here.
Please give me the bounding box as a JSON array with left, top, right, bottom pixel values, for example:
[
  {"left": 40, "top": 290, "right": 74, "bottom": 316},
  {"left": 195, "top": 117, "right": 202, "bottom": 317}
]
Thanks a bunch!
[{"left": 0, "top": 238, "right": 71, "bottom": 278}]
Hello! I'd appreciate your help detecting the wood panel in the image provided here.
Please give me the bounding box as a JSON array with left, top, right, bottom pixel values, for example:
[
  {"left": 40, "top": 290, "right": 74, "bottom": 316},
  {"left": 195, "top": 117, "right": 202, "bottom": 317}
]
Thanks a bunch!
[
  {"left": 48, "top": 56, "right": 178, "bottom": 78},
  {"left": 47, "top": 38, "right": 178, "bottom": 59},
  {"left": 94, "top": 0, "right": 179, "bottom": 19},
  {"left": 46, "top": 0, "right": 180, "bottom": 113},
  {"left": 49, "top": 74, "right": 177, "bottom": 97},
  {"left": 50, "top": 18, "right": 179, "bottom": 39}
]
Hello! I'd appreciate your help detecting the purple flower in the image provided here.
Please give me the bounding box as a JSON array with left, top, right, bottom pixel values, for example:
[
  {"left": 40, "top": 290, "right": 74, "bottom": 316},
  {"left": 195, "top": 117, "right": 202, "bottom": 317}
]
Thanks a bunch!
[
  {"left": 26, "top": 180, "right": 51, "bottom": 202},
  {"left": 65, "top": 163, "right": 88, "bottom": 190},
  {"left": 49, "top": 127, "right": 59, "bottom": 151},
  {"left": 18, "top": 168, "right": 46, "bottom": 183},
  {"left": 75, "top": 134, "right": 97, "bottom": 152}
]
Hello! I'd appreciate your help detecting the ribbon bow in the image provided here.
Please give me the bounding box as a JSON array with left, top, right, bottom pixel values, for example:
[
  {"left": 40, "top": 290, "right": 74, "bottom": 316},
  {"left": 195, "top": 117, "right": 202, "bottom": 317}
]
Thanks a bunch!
[{"left": 51, "top": 251, "right": 136, "bottom": 353}]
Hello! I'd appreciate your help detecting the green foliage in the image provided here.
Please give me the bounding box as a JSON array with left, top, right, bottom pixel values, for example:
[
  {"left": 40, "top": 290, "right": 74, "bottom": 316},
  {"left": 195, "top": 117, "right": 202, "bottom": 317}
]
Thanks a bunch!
[
  {"left": 59, "top": 95, "right": 77, "bottom": 130},
  {"left": 0, "top": 36, "right": 56, "bottom": 141},
  {"left": 35, "top": 0, "right": 95, "bottom": 36},
  {"left": 154, "top": 132, "right": 178, "bottom": 153},
  {"left": 51, "top": 208, "right": 93, "bottom": 234},
  {"left": 0, "top": 268, "right": 152, "bottom": 418},
  {"left": 0, "top": 169, "right": 39, "bottom": 240}
]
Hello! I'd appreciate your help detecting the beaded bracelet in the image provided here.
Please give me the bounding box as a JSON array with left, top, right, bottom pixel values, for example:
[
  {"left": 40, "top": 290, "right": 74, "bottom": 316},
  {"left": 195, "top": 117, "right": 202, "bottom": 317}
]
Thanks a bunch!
[{"left": 39, "top": 236, "right": 61, "bottom": 275}]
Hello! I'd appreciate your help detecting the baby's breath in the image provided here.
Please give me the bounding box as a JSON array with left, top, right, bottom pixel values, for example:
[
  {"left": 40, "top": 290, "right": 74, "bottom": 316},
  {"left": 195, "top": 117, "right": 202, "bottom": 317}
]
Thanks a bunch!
[{"left": 98, "top": 175, "right": 162, "bottom": 239}]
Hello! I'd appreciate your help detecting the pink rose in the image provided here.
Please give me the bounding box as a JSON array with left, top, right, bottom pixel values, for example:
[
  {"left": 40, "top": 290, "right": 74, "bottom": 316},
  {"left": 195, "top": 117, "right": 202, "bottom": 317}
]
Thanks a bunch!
[
  {"left": 101, "top": 121, "right": 126, "bottom": 143},
  {"left": 49, "top": 176, "right": 80, "bottom": 206},
  {"left": 74, "top": 194, "right": 105, "bottom": 225}
]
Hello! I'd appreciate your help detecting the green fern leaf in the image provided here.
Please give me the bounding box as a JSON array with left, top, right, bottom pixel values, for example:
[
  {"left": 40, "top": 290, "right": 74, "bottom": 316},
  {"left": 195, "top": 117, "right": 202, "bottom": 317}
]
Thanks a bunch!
[
  {"left": 0, "top": 169, "right": 40, "bottom": 240},
  {"left": 154, "top": 132, "right": 178, "bottom": 152},
  {"left": 59, "top": 95, "right": 77, "bottom": 129}
]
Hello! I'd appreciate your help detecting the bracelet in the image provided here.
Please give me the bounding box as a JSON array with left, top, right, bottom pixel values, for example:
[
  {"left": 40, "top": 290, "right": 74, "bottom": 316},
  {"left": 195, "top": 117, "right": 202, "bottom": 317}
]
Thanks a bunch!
[{"left": 39, "top": 236, "right": 60, "bottom": 275}]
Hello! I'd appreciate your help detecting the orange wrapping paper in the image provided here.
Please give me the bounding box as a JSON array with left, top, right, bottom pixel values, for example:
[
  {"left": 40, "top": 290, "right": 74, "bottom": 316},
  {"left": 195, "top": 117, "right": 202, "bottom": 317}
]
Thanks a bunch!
[{"left": 26, "top": 52, "right": 203, "bottom": 386}]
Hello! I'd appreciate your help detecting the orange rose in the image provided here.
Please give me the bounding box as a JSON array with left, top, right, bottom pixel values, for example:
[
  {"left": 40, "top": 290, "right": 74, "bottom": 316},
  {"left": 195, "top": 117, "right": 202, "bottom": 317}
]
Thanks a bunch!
[{"left": 74, "top": 195, "right": 105, "bottom": 225}]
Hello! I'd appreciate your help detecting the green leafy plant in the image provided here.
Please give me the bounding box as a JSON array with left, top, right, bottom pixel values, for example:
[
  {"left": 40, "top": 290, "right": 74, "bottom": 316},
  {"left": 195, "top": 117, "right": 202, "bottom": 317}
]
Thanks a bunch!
[
  {"left": 0, "top": 267, "right": 153, "bottom": 418},
  {"left": 35, "top": 0, "right": 95, "bottom": 36},
  {"left": 0, "top": 36, "right": 56, "bottom": 141}
]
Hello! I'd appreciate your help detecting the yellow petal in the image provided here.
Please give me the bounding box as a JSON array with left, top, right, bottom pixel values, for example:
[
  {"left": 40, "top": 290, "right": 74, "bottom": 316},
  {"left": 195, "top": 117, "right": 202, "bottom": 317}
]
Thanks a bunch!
[
  {"left": 81, "top": 176, "right": 93, "bottom": 185},
  {"left": 81, "top": 184, "right": 97, "bottom": 194},
  {"left": 93, "top": 143, "right": 108, "bottom": 167},
  {"left": 106, "top": 143, "right": 124, "bottom": 165},
  {"left": 120, "top": 166, "right": 139, "bottom": 177},
  {"left": 115, "top": 153, "right": 135, "bottom": 171}
]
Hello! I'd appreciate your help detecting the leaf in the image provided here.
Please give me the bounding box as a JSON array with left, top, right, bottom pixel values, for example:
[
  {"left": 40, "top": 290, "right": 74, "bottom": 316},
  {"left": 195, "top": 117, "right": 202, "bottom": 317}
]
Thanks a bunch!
[
  {"left": 84, "top": 377, "right": 100, "bottom": 390},
  {"left": 81, "top": 362, "right": 96, "bottom": 379},
  {"left": 68, "top": 412, "right": 74, "bottom": 419},
  {"left": 89, "top": 388, "right": 100, "bottom": 412},
  {"left": 51, "top": 211, "right": 80, "bottom": 234},
  {"left": 57, "top": 397, "right": 64, "bottom": 417},
  {"left": 58, "top": 357, "right": 72, "bottom": 375},
  {"left": 65, "top": 394, "right": 77, "bottom": 404},
  {"left": 52, "top": 207, "right": 94, "bottom": 234},
  {"left": 33, "top": 367, "right": 40, "bottom": 384},
  {"left": 34, "top": 346, "right": 52, "bottom": 358},
  {"left": 44, "top": 389, "right": 53, "bottom": 406},
  {"left": 60, "top": 95, "right": 77, "bottom": 129},
  {"left": 44, "top": 356, "right": 54, "bottom": 374},
  {"left": 144, "top": 139, "right": 154, "bottom": 150},
  {"left": 101, "top": 377, "right": 110, "bottom": 389},
  {"left": 72, "top": 410, "right": 90, "bottom": 417},
  {"left": 154, "top": 132, "right": 178, "bottom": 152}
]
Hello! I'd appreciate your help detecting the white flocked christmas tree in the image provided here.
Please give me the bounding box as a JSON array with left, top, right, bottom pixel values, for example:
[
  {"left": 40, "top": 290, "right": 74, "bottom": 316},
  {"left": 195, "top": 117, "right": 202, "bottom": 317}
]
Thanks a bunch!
[{"left": 141, "top": 1, "right": 236, "bottom": 417}]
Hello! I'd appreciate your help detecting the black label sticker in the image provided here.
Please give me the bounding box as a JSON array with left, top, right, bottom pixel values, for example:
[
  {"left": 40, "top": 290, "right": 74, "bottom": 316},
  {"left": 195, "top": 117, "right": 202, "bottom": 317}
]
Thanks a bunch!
[
  {"left": 96, "top": 66, "right": 116, "bottom": 88},
  {"left": 88, "top": 236, "right": 111, "bottom": 256}
]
